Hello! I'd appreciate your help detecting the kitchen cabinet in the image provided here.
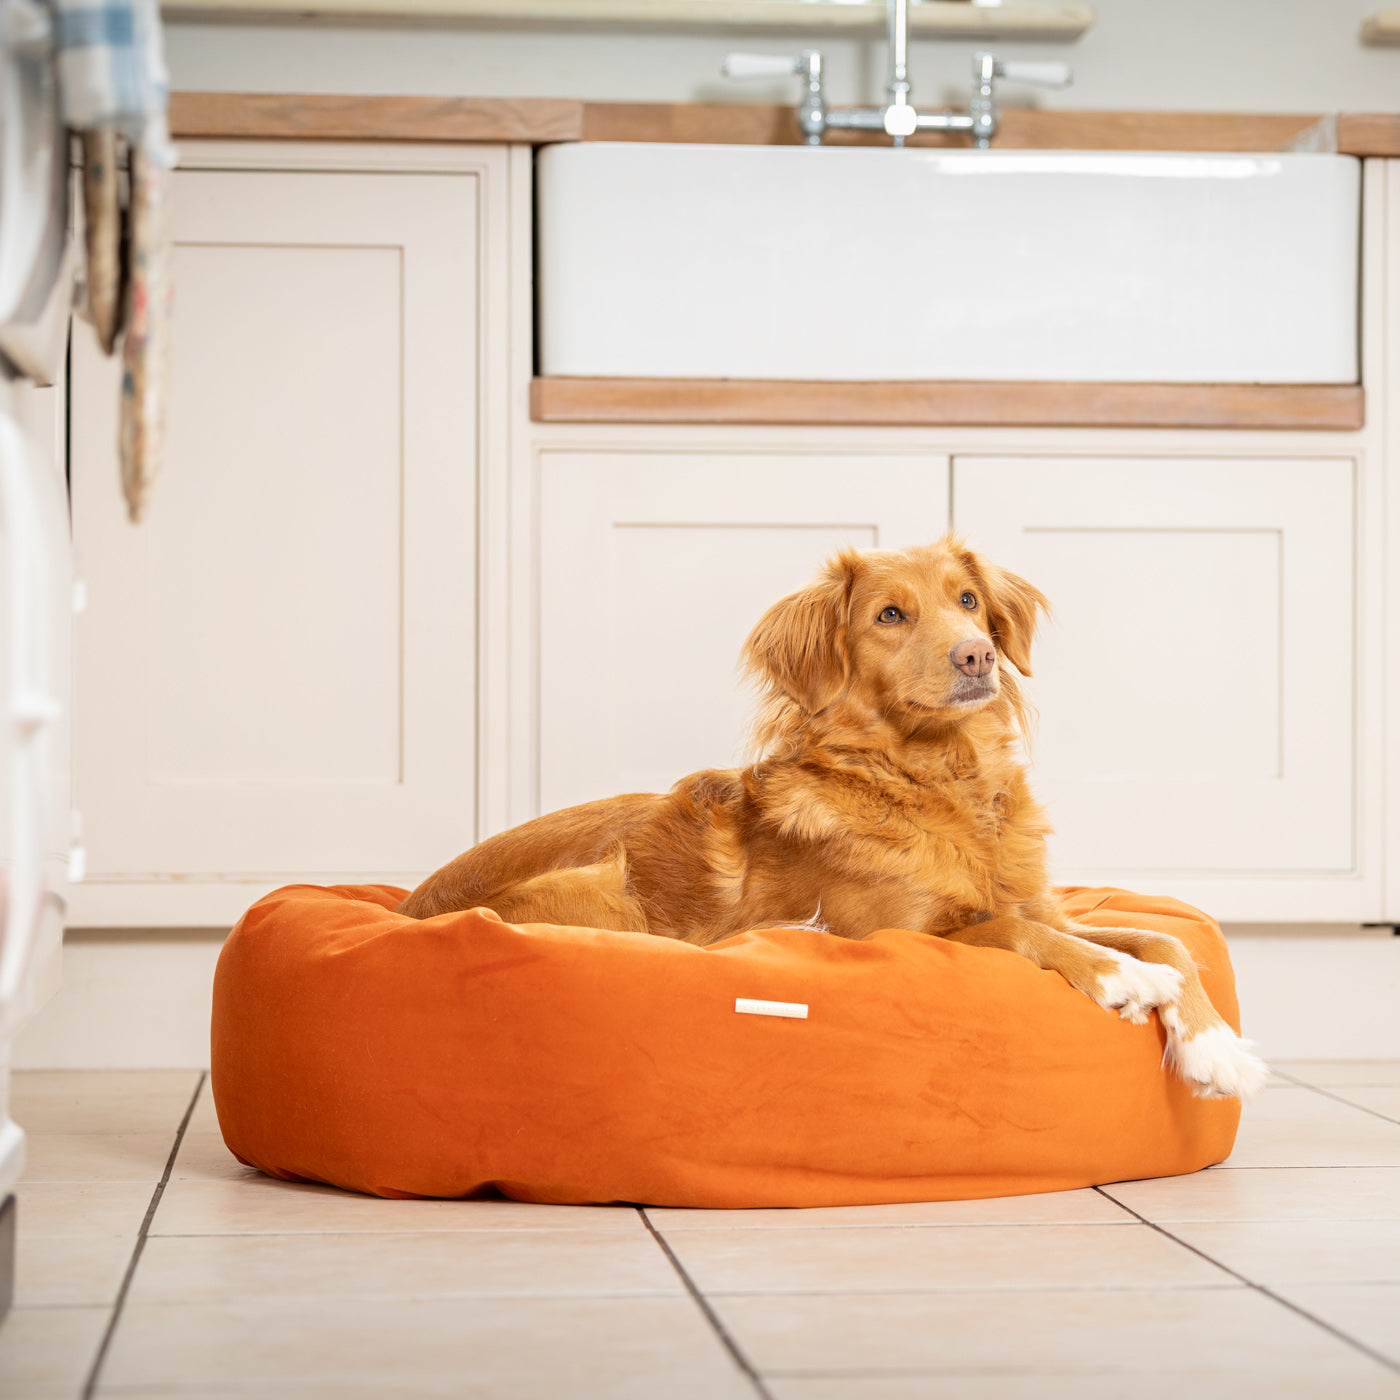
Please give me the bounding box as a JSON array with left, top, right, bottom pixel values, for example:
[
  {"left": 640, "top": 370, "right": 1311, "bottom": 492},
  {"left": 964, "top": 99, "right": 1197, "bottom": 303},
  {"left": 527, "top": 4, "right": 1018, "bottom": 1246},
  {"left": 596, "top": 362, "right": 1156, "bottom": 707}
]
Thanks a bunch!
[
  {"left": 518, "top": 431, "right": 1378, "bottom": 923},
  {"left": 68, "top": 141, "right": 519, "bottom": 925},
  {"left": 534, "top": 445, "right": 947, "bottom": 814},
  {"left": 954, "top": 452, "right": 1372, "bottom": 921}
]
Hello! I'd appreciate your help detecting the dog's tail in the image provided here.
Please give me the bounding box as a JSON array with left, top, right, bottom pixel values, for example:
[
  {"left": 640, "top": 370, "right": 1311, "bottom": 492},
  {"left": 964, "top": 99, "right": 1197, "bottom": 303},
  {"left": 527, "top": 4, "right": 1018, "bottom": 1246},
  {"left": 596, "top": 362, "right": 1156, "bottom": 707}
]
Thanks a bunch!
[
  {"left": 396, "top": 795, "right": 663, "bottom": 921},
  {"left": 480, "top": 842, "right": 650, "bottom": 932}
]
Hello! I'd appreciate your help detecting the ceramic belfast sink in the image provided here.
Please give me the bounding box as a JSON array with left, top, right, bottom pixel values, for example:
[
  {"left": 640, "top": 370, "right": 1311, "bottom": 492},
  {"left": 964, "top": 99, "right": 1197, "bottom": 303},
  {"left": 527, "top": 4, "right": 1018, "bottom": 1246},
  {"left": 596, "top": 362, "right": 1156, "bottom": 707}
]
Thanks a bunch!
[{"left": 536, "top": 142, "right": 1360, "bottom": 383}]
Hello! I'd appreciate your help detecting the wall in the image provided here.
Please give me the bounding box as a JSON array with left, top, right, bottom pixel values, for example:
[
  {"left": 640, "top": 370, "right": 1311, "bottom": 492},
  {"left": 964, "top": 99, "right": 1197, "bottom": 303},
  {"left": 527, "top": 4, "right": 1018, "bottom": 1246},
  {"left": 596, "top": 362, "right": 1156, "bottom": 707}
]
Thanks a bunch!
[{"left": 165, "top": 0, "right": 1397, "bottom": 113}]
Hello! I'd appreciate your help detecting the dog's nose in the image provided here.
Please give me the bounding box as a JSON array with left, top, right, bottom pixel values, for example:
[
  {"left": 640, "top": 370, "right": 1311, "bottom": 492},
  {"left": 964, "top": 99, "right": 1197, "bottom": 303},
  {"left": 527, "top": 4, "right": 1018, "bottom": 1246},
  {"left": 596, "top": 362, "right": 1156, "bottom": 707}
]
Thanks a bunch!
[{"left": 951, "top": 637, "right": 996, "bottom": 678}]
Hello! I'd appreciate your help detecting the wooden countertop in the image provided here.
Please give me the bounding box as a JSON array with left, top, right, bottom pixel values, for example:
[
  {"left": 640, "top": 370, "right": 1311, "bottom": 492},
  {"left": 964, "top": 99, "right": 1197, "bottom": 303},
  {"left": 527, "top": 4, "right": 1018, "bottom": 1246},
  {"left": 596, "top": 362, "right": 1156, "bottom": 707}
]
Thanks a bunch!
[
  {"left": 531, "top": 379, "right": 1365, "bottom": 431},
  {"left": 167, "top": 93, "right": 1400, "bottom": 156},
  {"left": 168, "top": 93, "right": 584, "bottom": 143}
]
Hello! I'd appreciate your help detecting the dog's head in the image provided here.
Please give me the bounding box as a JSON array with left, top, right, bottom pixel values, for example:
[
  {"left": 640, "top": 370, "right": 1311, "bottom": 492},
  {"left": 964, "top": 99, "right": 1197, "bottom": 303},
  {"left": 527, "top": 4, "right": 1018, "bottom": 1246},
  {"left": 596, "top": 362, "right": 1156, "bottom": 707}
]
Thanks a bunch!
[{"left": 741, "top": 536, "right": 1048, "bottom": 733}]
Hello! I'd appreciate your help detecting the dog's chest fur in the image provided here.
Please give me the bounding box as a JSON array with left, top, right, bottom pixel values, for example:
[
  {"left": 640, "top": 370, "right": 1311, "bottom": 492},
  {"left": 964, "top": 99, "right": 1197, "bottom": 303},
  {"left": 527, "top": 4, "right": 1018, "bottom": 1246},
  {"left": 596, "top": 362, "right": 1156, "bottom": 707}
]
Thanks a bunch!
[{"left": 745, "top": 735, "right": 1052, "bottom": 933}]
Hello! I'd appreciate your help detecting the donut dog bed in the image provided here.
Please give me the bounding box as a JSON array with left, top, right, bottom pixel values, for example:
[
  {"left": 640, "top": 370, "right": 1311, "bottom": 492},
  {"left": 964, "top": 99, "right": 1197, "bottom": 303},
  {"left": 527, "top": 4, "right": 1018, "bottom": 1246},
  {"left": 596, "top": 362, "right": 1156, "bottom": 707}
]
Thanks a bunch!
[{"left": 210, "top": 884, "right": 1243, "bottom": 1206}]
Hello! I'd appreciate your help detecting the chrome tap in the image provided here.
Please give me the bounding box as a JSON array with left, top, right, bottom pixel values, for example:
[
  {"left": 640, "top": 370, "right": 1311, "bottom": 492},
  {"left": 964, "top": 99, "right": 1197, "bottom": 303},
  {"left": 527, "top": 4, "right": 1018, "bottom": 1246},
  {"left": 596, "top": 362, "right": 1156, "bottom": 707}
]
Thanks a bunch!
[
  {"left": 720, "top": 50, "right": 827, "bottom": 144},
  {"left": 722, "top": 0, "right": 1071, "bottom": 149}
]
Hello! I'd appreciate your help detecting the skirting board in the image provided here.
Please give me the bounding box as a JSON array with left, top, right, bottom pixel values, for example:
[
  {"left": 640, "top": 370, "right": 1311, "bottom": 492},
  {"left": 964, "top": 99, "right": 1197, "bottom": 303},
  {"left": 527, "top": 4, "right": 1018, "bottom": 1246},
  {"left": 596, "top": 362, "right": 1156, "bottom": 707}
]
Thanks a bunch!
[
  {"left": 12, "top": 927, "right": 1400, "bottom": 1069},
  {"left": 14, "top": 933, "right": 227, "bottom": 1071}
]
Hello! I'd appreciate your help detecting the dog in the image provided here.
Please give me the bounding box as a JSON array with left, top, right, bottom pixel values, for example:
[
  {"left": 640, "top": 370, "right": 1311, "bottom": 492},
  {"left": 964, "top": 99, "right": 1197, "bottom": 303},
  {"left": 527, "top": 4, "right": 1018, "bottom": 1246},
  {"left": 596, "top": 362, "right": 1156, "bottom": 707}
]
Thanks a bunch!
[{"left": 399, "top": 536, "right": 1266, "bottom": 1100}]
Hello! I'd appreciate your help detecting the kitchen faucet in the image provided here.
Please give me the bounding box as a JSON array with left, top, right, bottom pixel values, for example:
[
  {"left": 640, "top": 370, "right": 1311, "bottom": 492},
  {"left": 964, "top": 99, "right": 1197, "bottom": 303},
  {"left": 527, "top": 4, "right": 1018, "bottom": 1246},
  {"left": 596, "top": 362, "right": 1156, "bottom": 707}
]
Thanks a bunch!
[{"left": 721, "top": 0, "right": 1071, "bottom": 149}]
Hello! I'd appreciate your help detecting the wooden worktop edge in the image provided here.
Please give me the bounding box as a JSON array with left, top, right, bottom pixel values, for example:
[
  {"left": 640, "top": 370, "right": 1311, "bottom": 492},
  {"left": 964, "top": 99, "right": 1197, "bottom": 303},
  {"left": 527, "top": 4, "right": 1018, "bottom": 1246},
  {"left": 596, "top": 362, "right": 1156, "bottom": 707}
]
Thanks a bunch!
[
  {"left": 168, "top": 92, "right": 585, "bottom": 143},
  {"left": 580, "top": 105, "right": 1330, "bottom": 151},
  {"left": 530, "top": 379, "right": 1365, "bottom": 431},
  {"left": 168, "top": 95, "right": 1400, "bottom": 155}
]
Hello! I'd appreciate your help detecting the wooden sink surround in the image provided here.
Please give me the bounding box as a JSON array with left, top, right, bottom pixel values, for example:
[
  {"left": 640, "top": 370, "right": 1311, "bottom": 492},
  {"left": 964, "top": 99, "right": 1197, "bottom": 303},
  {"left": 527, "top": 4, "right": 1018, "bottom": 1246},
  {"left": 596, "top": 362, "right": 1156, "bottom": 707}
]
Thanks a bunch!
[
  {"left": 170, "top": 93, "right": 1379, "bottom": 431},
  {"left": 530, "top": 380, "right": 1365, "bottom": 432}
]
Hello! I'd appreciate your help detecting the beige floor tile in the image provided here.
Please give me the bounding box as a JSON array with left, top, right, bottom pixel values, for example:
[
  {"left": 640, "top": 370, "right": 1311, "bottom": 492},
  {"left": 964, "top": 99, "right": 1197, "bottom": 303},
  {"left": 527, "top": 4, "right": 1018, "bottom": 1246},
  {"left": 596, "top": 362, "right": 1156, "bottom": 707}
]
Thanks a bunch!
[
  {"left": 648, "top": 1188, "right": 1132, "bottom": 1231},
  {"left": 15, "top": 1232, "right": 134, "bottom": 1306},
  {"left": 16, "top": 1182, "right": 155, "bottom": 1237},
  {"left": 187, "top": 1079, "right": 219, "bottom": 1124},
  {"left": 766, "top": 1367, "right": 1400, "bottom": 1399},
  {"left": 665, "top": 1221, "right": 1229, "bottom": 1294},
  {"left": 95, "top": 1391, "right": 465, "bottom": 1400},
  {"left": 0, "top": 1305, "right": 108, "bottom": 1398},
  {"left": 1274, "top": 1282, "right": 1400, "bottom": 1366},
  {"left": 774, "top": 1364, "right": 1400, "bottom": 1400},
  {"left": 21, "top": 1132, "right": 173, "bottom": 1184},
  {"left": 150, "top": 1176, "right": 646, "bottom": 1236},
  {"left": 99, "top": 1295, "right": 752, "bottom": 1397},
  {"left": 169, "top": 1128, "right": 261, "bottom": 1183},
  {"left": 93, "top": 1388, "right": 558, "bottom": 1400},
  {"left": 168, "top": 1084, "right": 253, "bottom": 1180},
  {"left": 1222, "top": 1086, "right": 1400, "bottom": 1167},
  {"left": 1169, "top": 1220, "right": 1400, "bottom": 1285},
  {"left": 1329, "top": 1088, "right": 1400, "bottom": 1124},
  {"left": 710, "top": 1285, "right": 1374, "bottom": 1375},
  {"left": 11, "top": 1070, "right": 201, "bottom": 1135},
  {"left": 1104, "top": 1166, "right": 1400, "bottom": 1222},
  {"left": 1275, "top": 1061, "right": 1400, "bottom": 1088},
  {"left": 127, "top": 1228, "right": 683, "bottom": 1303},
  {"left": 104, "top": 1384, "right": 1396, "bottom": 1400}
]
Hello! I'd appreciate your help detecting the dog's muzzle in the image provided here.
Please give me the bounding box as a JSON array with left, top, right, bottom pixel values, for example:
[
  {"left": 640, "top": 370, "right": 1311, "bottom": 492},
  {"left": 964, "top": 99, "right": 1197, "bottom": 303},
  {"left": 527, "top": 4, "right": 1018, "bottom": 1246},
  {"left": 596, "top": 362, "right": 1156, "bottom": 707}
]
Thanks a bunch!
[{"left": 948, "top": 671, "right": 998, "bottom": 706}]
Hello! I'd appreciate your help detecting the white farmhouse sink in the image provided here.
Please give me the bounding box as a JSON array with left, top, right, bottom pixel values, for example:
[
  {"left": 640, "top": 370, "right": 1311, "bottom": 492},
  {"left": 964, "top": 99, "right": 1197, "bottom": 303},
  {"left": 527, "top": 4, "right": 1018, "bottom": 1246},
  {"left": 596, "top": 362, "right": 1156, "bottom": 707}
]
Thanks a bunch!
[{"left": 536, "top": 143, "right": 1359, "bottom": 383}]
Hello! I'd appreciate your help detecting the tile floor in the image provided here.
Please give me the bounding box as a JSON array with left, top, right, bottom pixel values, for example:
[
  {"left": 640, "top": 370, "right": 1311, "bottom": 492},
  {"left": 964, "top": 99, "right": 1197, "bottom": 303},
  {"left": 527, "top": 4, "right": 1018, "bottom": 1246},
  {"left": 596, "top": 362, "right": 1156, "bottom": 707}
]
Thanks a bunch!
[{"left": 2, "top": 1063, "right": 1399, "bottom": 1399}]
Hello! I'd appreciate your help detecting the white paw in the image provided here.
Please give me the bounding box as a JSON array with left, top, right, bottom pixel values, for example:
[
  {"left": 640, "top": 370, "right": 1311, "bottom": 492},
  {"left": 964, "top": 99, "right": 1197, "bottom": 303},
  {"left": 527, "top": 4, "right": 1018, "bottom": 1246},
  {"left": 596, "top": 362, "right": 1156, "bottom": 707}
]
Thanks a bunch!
[
  {"left": 1094, "top": 946, "right": 1184, "bottom": 1025},
  {"left": 1162, "top": 1016, "right": 1270, "bottom": 1100}
]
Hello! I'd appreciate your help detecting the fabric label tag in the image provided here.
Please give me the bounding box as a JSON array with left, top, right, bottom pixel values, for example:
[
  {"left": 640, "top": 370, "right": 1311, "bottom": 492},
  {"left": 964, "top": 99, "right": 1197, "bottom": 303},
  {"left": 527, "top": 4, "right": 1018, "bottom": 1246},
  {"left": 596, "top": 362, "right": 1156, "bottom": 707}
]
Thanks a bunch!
[{"left": 735, "top": 998, "right": 809, "bottom": 1020}]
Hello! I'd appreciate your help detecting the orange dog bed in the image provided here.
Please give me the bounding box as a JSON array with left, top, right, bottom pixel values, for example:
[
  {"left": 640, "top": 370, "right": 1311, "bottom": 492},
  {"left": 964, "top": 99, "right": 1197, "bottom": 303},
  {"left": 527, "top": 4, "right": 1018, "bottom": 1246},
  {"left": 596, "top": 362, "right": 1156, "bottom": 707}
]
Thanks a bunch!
[{"left": 210, "top": 885, "right": 1242, "bottom": 1207}]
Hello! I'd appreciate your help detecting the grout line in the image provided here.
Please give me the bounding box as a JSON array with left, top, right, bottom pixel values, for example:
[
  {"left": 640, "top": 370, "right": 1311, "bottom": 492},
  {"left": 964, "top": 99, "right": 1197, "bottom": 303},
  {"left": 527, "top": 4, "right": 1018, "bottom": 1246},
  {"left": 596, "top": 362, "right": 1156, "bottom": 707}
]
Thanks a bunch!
[
  {"left": 1092, "top": 1185, "right": 1400, "bottom": 1376},
  {"left": 649, "top": 1222, "right": 1140, "bottom": 1233},
  {"left": 757, "top": 1365, "right": 1251, "bottom": 1380},
  {"left": 1274, "top": 1078, "right": 1400, "bottom": 1128},
  {"left": 638, "top": 1208, "right": 777, "bottom": 1400},
  {"left": 81, "top": 1072, "right": 207, "bottom": 1400},
  {"left": 700, "top": 1282, "right": 1244, "bottom": 1298}
]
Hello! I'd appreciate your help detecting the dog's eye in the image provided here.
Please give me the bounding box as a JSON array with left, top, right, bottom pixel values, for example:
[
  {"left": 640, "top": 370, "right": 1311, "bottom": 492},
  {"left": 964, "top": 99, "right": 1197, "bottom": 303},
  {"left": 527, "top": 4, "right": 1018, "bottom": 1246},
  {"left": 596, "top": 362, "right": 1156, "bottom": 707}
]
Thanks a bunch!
[
  {"left": 876, "top": 606, "right": 905, "bottom": 625},
  {"left": 960, "top": 591, "right": 978, "bottom": 610}
]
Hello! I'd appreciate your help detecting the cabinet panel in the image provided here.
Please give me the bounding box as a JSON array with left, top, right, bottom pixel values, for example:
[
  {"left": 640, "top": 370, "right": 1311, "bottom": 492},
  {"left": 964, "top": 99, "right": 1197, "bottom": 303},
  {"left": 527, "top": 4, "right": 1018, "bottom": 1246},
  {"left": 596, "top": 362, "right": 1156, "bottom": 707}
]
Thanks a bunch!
[
  {"left": 954, "top": 455, "right": 1355, "bottom": 880},
  {"left": 150, "top": 242, "right": 403, "bottom": 788},
  {"left": 537, "top": 450, "right": 948, "bottom": 814},
  {"left": 73, "top": 167, "right": 480, "bottom": 882}
]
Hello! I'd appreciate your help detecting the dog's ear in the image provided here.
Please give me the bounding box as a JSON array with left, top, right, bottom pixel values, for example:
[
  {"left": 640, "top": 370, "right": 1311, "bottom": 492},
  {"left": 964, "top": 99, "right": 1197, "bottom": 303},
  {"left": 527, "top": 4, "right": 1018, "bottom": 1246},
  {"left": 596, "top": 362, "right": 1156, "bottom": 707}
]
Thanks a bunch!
[
  {"left": 742, "top": 549, "right": 860, "bottom": 712},
  {"left": 972, "top": 556, "right": 1050, "bottom": 677}
]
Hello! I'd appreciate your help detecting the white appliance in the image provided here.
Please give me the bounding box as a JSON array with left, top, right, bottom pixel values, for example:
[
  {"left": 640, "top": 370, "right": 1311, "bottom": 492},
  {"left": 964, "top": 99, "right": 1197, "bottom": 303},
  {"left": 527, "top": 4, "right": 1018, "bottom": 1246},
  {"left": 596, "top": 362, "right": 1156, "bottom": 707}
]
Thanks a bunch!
[{"left": 0, "top": 0, "right": 79, "bottom": 1321}]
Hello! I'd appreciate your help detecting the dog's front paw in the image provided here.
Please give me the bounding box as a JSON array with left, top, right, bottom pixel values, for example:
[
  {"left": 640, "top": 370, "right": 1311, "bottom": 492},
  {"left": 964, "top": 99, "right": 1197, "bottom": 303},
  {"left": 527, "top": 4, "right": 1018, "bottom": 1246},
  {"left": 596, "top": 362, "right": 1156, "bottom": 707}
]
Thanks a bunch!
[
  {"left": 1091, "top": 946, "right": 1184, "bottom": 1025},
  {"left": 1162, "top": 1015, "right": 1270, "bottom": 1100}
]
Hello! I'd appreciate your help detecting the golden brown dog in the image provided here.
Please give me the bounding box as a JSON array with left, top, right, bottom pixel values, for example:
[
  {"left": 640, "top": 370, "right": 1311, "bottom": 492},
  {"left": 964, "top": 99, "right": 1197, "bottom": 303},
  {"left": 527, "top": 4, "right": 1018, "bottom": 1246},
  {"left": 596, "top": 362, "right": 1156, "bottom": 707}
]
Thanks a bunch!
[{"left": 400, "top": 536, "right": 1266, "bottom": 1099}]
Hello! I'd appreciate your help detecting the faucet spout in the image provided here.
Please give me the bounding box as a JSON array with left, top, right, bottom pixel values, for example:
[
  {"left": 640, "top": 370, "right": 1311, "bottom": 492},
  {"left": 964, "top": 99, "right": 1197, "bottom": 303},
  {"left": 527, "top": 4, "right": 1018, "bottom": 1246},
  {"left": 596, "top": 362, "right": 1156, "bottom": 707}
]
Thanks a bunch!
[
  {"left": 883, "top": 0, "right": 916, "bottom": 146},
  {"left": 888, "top": 0, "right": 909, "bottom": 104}
]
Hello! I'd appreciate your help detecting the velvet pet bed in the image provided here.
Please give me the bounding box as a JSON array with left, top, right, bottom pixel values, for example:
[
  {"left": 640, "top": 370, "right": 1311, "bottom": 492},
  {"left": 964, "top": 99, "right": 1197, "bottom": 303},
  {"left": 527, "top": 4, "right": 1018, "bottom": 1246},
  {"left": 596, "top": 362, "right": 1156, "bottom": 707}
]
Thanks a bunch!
[{"left": 210, "top": 884, "right": 1242, "bottom": 1207}]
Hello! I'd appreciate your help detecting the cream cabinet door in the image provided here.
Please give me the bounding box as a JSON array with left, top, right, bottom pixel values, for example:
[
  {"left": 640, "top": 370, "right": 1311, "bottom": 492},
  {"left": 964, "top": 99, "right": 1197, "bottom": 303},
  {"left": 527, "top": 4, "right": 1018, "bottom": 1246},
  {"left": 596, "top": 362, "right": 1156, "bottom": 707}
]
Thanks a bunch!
[
  {"left": 71, "top": 162, "right": 482, "bottom": 921},
  {"left": 536, "top": 449, "right": 948, "bottom": 815},
  {"left": 954, "top": 454, "right": 1363, "bottom": 920}
]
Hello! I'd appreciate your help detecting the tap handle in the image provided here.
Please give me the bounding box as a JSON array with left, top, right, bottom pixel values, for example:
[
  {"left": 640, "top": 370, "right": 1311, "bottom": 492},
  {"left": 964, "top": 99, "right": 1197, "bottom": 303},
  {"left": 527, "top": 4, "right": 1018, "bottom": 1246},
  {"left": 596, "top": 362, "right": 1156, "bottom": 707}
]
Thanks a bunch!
[
  {"left": 721, "top": 53, "right": 805, "bottom": 80},
  {"left": 995, "top": 59, "right": 1073, "bottom": 88}
]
